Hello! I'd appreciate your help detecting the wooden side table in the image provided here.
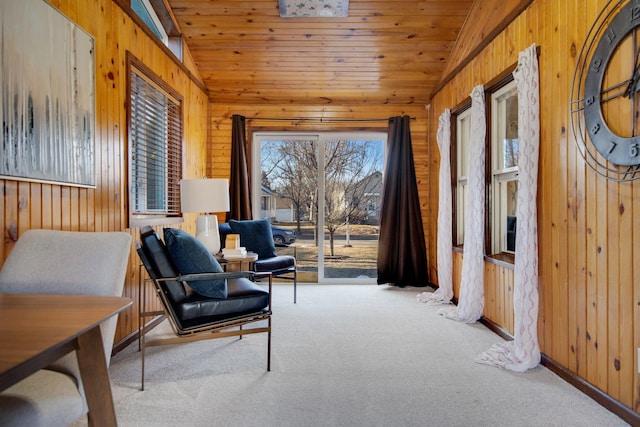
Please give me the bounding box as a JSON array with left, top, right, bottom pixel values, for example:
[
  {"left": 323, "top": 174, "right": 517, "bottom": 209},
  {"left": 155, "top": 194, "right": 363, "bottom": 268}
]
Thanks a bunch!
[{"left": 215, "top": 252, "right": 258, "bottom": 272}]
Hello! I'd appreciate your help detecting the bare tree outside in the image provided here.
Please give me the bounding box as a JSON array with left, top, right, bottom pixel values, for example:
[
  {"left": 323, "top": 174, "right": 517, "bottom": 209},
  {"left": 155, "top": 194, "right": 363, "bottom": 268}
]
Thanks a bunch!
[
  {"left": 323, "top": 138, "right": 382, "bottom": 256},
  {"left": 261, "top": 137, "right": 383, "bottom": 257},
  {"left": 260, "top": 138, "right": 318, "bottom": 233}
]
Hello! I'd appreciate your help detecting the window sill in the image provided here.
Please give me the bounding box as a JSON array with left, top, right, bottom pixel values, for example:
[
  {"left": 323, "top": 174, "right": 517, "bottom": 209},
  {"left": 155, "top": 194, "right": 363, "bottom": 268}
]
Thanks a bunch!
[
  {"left": 485, "top": 252, "right": 515, "bottom": 269},
  {"left": 451, "top": 246, "right": 515, "bottom": 270},
  {"left": 129, "top": 215, "right": 183, "bottom": 229}
]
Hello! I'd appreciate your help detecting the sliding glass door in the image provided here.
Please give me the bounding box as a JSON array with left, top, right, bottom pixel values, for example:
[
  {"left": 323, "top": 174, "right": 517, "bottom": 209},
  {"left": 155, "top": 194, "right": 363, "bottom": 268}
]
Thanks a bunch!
[{"left": 253, "top": 132, "right": 386, "bottom": 283}]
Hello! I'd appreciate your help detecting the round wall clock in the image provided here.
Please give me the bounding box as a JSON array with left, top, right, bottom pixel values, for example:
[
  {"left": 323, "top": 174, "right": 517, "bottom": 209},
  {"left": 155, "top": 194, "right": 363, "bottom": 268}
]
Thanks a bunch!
[{"left": 571, "top": 0, "right": 640, "bottom": 181}]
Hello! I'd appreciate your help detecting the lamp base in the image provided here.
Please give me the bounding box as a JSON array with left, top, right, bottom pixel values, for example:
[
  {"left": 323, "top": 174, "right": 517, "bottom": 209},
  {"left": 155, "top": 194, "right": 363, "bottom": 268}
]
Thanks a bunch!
[{"left": 195, "top": 214, "right": 221, "bottom": 254}]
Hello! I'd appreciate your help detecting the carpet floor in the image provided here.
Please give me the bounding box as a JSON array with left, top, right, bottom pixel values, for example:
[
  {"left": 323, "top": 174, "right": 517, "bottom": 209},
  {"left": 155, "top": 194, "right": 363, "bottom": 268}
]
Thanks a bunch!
[{"left": 103, "top": 283, "right": 629, "bottom": 427}]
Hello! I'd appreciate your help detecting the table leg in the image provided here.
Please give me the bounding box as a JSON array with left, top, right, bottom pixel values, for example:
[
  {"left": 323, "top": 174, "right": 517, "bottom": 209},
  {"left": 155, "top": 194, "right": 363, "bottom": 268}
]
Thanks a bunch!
[{"left": 76, "top": 326, "right": 118, "bottom": 427}]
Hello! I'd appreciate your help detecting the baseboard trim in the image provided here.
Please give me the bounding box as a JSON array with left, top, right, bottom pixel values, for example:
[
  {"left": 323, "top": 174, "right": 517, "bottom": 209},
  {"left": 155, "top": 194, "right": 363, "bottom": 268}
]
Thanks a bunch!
[
  {"left": 112, "top": 330, "right": 138, "bottom": 356},
  {"left": 112, "top": 315, "right": 165, "bottom": 356},
  {"left": 478, "top": 315, "right": 638, "bottom": 425},
  {"left": 541, "top": 355, "right": 639, "bottom": 426},
  {"left": 479, "top": 315, "right": 514, "bottom": 341}
]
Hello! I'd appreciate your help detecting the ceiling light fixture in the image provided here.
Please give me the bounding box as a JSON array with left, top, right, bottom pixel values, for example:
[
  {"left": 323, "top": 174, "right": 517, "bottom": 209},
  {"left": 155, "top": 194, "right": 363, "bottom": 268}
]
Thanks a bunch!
[{"left": 278, "top": 0, "right": 349, "bottom": 18}]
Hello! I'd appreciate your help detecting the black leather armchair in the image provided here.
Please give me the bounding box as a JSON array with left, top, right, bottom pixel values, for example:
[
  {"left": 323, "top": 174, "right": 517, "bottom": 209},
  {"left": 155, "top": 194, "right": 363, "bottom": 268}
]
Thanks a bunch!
[
  {"left": 220, "top": 219, "right": 298, "bottom": 303},
  {"left": 136, "top": 226, "right": 272, "bottom": 389}
]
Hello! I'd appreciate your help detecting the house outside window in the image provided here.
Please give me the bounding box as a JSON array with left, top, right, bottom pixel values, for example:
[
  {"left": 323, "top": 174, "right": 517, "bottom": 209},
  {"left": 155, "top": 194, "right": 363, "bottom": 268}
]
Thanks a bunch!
[
  {"left": 490, "top": 80, "right": 518, "bottom": 255},
  {"left": 260, "top": 185, "right": 276, "bottom": 220},
  {"left": 366, "top": 198, "right": 377, "bottom": 217},
  {"left": 128, "top": 60, "right": 183, "bottom": 227}
]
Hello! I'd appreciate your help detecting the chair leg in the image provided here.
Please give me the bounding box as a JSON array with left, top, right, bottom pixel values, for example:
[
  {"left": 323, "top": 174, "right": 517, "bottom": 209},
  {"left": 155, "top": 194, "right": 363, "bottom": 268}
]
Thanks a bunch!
[
  {"left": 141, "top": 332, "right": 146, "bottom": 391},
  {"left": 267, "top": 317, "right": 272, "bottom": 372}
]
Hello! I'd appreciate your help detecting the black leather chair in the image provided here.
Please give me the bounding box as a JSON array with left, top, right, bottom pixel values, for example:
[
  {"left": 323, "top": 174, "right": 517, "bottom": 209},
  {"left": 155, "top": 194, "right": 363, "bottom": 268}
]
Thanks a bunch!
[
  {"left": 220, "top": 219, "right": 298, "bottom": 303},
  {"left": 136, "top": 226, "right": 272, "bottom": 390}
]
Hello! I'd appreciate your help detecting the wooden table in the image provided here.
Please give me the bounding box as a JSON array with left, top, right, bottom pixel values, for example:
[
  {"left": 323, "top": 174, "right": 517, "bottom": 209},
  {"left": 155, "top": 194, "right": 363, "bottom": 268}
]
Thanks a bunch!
[
  {"left": 216, "top": 251, "right": 258, "bottom": 272},
  {"left": 0, "top": 293, "right": 133, "bottom": 426}
]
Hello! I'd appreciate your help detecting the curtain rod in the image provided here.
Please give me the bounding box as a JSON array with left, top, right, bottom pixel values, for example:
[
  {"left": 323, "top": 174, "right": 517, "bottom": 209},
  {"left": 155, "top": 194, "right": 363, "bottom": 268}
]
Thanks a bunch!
[{"left": 237, "top": 117, "right": 416, "bottom": 123}]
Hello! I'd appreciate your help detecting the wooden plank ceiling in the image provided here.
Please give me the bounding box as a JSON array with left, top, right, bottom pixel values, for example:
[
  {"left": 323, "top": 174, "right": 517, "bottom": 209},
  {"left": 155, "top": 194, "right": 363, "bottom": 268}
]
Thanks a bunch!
[{"left": 165, "top": 0, "right": 521, "bottom": 105}]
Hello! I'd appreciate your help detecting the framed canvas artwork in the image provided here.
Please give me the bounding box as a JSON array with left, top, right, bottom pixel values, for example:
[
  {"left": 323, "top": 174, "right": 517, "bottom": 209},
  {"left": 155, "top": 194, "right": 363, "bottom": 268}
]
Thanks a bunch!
[{"left": 0, "top": 0, "right": 95, "bottom": 187}]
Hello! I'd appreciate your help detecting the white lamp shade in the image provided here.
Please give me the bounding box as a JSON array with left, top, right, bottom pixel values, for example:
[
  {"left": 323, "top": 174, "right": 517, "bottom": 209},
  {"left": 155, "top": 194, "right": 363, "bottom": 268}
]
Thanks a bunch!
[{"left": 180, "top": 178, "right": 230, "bottom": 214}]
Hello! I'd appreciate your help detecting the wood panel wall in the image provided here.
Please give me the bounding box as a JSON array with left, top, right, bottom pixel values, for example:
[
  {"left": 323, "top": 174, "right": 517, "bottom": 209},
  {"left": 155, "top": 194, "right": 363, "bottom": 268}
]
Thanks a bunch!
[
  {"left": 430, "top": 0, "right": 639, "bottom": 416},
  {"left": 452, "top": 251, "right": 515, "bottom": 336},
  {"left": 0, "top": 0, "right": 209, "bottom": 347}
]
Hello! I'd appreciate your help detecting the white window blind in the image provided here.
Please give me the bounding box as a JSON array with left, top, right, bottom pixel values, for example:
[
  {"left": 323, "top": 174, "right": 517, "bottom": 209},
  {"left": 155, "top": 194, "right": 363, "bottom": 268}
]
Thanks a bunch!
[{"left": 129, "top": 67, "right": 182, "bottom": 217}]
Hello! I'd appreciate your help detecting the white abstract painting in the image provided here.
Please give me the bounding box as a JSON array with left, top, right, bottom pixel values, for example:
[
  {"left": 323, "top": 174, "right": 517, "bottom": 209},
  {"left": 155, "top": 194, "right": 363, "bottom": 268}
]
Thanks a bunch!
[{"left": 0, "top": 0, "right": 95, "bottom": 187}]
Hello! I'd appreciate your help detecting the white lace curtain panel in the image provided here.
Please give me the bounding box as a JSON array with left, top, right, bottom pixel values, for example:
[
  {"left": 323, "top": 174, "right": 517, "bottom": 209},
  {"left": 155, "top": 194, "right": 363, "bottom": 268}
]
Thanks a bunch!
[
  {"left": 439, "top": 85, "right": 486, "bottom": 323},
  {"left": 476, "top": 43, "right": 541, "bottom": 371},
  {"left": 417, "top": 109, "right": 453, "bottom": 305},
  {"left": 419, "top": 43, "right": 540, "bottom": 372}
]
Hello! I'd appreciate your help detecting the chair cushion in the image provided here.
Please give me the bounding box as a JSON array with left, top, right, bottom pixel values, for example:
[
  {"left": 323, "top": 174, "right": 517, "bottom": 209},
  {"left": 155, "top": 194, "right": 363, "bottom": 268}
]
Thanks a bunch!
[
  {"left": 228, "top": 219, "right": 277, "bottom": 259},
  {"left": 174, "top": 278, "right": 270, "bottom": 330},
  {"left": 163, "top": 228, "right": 227, "bottom": 299},
  {"left": 0, "top": 369, "right": 85, "bottom": 427},
  {"left": 254, "top": 255, "right": 295, "bottom": 274}
]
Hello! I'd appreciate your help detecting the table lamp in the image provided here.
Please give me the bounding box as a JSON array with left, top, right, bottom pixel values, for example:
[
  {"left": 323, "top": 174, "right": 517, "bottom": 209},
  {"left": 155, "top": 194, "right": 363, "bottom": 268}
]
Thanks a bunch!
[{"left": 180, "top": 178, "right": 230, "bottom": 254}]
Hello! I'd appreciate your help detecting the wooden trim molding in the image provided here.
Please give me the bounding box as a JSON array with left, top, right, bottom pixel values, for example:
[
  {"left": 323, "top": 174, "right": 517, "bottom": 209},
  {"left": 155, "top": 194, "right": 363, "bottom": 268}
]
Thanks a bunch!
[
  {"left": 444, "top": 297, "right": 638, "bottom": 425},
  {"left": 112, "top": 314, "right": 165, "bottom": 355},
  {"left": 431, "top": 0, "right": 533, "bottom": 98},
  {"left": 112, "top": 0, "right": 208, "bottom": 94},
  {"left": 482, "top": 315, "right": 638, "bottom": 424},
  {"left": 479, "top": 314, "right": 514, "bottom": 341},
  {"left": 541, "top": 355, "right": 640, "bottom": 426}
]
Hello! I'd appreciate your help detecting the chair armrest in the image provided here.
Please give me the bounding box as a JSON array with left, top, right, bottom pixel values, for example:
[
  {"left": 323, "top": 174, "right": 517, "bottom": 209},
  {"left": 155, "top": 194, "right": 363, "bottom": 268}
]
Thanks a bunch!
[
  {"left": 253, "top": 271, "right": 272, "bottom": 280},
  {"left": 157, "top": 271, "right": 255, "bottom": 282}
]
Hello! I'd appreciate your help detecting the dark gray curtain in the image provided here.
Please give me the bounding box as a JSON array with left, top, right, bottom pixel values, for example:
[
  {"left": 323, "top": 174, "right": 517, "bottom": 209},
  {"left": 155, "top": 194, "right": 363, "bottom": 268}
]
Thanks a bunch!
[
  {"left": 377, "top": 116, "right": 429, "bottom": 287},
  {"left": 227, "top": 114, "right": 253, "bottom": 220}
]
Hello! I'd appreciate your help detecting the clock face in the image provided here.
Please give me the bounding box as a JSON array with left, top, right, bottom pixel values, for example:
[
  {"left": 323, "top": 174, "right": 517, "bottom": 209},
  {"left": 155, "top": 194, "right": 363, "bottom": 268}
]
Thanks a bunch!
[{"left": 571, "top": 0, "right": 640, "bottom": 180}]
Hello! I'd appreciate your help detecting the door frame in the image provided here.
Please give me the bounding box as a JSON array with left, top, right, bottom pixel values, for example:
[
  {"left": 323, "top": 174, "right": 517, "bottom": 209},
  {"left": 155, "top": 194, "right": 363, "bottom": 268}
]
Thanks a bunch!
[{"left": 252, "top": 131, "right": 386, "bottom": 283}]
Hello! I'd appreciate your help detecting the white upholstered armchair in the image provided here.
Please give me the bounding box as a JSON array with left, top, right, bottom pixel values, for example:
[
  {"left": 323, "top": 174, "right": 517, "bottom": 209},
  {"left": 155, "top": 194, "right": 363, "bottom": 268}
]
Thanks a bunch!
[{"left": 0, "top": 229, "right": 131, "bottom": 427}]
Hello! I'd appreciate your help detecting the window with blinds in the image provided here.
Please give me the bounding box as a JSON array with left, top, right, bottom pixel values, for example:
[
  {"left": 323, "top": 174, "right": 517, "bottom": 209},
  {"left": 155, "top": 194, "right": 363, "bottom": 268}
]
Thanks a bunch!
[{"left": 128, "top": 63, "right": 182, "bottom": 225}]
